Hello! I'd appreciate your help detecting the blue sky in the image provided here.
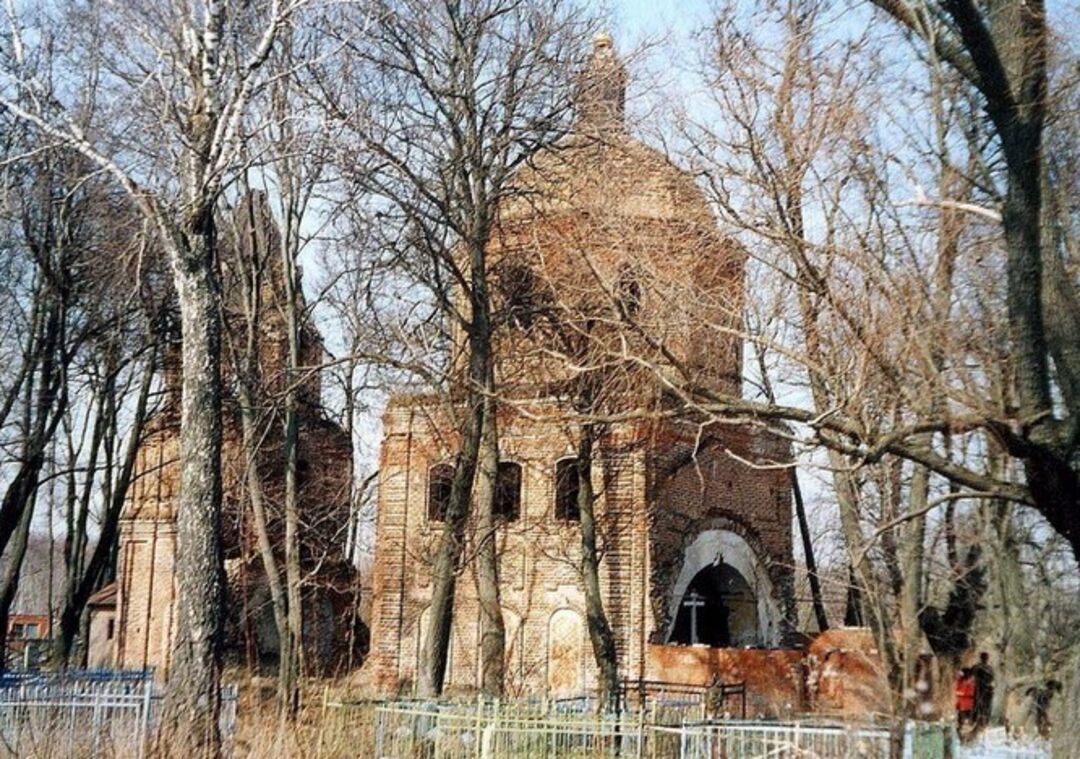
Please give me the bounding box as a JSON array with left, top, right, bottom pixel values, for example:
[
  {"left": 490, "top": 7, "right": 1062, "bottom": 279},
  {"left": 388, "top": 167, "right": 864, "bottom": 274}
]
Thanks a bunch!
[{"left": 614, "top": 0, "right": 712, "bottom": 40}]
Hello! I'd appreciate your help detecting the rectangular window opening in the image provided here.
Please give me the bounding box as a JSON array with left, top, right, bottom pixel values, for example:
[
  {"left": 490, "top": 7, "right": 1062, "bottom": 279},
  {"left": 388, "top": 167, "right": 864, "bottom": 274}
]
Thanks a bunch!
[
  {"left": 555, "top": 459, "right": 581, "bottom": 522},
  {"left": 494, "top": 462, "right": 522, "bottom": 521},
  {"left": 428, "top": 463, "right": 455, "bottom": 521}
]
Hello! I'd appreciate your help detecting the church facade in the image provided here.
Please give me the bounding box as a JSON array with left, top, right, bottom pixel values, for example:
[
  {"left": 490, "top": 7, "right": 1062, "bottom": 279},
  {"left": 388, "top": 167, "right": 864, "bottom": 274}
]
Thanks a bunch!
[{"left": 366, "top": 35, "right": 796, "bottom": 696}]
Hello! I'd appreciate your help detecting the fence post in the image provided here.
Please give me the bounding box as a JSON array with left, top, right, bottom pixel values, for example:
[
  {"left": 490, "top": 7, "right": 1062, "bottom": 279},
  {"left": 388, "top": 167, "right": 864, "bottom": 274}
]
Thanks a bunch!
[
  {"left": 138, "top": 675, "right": 153, "bottom": 759},
  {"left": 91, "top": 686, "right": 102, "bottom": 756},
  {"left": 636, "top": 703, "right": 644, "bottom": 759},
  {"left": 475, "top": 695, "right": 483, "bottom": 759}
]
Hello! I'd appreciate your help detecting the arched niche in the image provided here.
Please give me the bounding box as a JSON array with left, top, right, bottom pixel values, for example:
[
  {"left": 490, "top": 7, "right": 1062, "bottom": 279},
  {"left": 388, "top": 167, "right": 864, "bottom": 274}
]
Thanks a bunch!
[
  {"left": 547, "top": 608, "right": 585, "bottom": 696},
  {"left": 665, "top": 529, "right": 781, "bottom": 647}
]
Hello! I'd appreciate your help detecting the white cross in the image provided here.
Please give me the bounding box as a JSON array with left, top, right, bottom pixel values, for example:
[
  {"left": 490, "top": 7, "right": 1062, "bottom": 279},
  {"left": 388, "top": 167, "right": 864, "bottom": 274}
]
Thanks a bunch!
[{"left": 682, "top": 590, "right": 707, "bottom": 645}]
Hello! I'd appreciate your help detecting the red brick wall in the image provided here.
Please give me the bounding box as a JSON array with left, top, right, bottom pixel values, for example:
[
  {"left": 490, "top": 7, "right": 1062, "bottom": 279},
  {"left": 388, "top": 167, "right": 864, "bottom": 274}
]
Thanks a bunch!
[
  {"left": 367, "top": 399, "right": 646, "bottom": 693},
  {"left": 805, "top": 627, "right": 893, "bottom": 716},
  {"left": 646, "top": 644, "right": 805, "bottom": 717},
  {"left": 649, "top": 428, "right": 796, "bottom": 645},
  {"left": 366, "top": 399, "right": 797, "bottom": 696}
]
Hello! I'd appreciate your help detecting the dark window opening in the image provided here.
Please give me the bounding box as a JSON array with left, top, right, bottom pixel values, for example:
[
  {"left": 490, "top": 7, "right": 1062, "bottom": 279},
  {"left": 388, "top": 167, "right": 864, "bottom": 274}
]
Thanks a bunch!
[
  {"left": 555, "top": 458, "right": 581, "bottom": 521},
  {"left": 106, "top": 619, "right": 115, "bottom": 640},
  {"left": 428, "top": 463, "right": 455, "bottom": 521},
  {"left": 494, "top": 462, "right": 522, "bottom": 521},
  {"left": 496, "top": 261, "right": 548, "bottom": 329}
]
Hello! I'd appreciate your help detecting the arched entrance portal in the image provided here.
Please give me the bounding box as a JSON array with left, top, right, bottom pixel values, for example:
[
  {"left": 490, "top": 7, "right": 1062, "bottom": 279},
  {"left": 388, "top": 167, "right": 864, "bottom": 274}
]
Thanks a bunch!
[
  {"left": 669, "top": 563, "right": 758, "bottom": 647},
  {"left": 665, "top": 529, "right": 782, "bottom": 648}
]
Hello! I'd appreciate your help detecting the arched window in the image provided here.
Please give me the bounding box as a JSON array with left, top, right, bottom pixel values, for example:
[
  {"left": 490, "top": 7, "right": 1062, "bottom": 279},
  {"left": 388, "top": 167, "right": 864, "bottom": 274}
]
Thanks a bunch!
[
  {"left": 494, "top": 462, "right": 522, "bottom": 521},
  {"left": 554, "top": 458, "right": 580, "bottom": 522},
  {"left": 428, "top": 462, "right": 455, "bottom": 521}
]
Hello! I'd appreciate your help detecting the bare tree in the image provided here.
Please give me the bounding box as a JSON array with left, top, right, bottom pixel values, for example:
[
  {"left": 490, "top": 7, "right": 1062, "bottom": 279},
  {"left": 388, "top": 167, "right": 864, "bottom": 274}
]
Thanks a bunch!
[
  {"left": 0, "top": 134, "right": 160, "bottom": 667},
  {"left": 327, "top": 0, "right": 593, "bottom": 697},
  {"left": 1, "top": 0, "right": 304, "bottom": 750}
]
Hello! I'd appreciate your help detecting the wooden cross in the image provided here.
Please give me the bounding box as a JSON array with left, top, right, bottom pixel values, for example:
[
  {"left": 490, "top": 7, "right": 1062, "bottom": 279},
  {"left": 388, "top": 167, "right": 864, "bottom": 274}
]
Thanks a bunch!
[{"left": 682, "top": 590, "right": 707, "bottom": 645}]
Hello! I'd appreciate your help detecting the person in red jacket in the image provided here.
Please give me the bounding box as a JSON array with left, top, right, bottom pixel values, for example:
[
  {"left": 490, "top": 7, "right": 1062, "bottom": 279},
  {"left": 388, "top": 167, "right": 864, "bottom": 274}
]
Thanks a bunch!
[{"left": 955, "top": 668, "right": 976, "bottom": 739}]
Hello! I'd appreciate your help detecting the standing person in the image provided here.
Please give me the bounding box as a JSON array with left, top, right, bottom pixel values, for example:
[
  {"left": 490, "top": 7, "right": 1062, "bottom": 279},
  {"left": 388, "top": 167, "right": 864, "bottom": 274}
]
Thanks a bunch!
[
  {"left": 973, "top": 652, "right": 996, "bottom": 730},
  {"left": 955, "top": 668, "right": 976, "bottom": 740},
  {"left": 1026, "top": 679, "right": 1063, "bottom": 738}
]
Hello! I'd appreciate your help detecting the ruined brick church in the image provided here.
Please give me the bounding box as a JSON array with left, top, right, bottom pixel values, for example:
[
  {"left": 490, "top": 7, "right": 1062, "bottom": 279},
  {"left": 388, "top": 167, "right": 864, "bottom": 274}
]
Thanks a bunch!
[
  {"left": 89, "top": 194, "right": 358, "bottom": 678},
  {"left": 366, "top": 35, "right": 797, "bottom": 697}
]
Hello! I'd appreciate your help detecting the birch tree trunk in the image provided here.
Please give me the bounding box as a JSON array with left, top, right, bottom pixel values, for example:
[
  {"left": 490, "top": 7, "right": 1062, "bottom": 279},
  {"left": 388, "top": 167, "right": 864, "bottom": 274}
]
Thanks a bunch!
[{"left": 160, "top": 219, "right": 225, "bottom": 753}]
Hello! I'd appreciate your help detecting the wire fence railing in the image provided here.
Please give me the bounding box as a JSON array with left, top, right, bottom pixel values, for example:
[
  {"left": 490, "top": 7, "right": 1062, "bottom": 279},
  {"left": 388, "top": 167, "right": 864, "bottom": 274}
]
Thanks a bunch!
[
  {"left": 318, "top": 696, "right": 956, "bottom": 759},
  {"left": 663, "top": 720, "right": 895, "bottom": 759},
  {"left": 370, "top": 700, "right": 660, "bottom": 758},
  {"left": 0, "top": 670, "right": 238, "bottom": 758}
]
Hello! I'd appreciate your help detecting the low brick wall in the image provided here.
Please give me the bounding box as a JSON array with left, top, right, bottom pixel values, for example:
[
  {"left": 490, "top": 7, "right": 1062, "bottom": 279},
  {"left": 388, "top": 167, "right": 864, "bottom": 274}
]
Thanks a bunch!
[
  {"left": 805, "top": 628, "right": 893, "bottom": 716},
  {"left": 646, "top": 628, "right": 915, "bottom": 720},
  {"left": 646, "top": 644, "right": 805, "bottom": 717}
]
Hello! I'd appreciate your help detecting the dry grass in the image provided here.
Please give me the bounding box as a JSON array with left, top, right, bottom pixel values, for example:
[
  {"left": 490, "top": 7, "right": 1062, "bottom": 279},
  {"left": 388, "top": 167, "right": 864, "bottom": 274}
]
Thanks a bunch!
[{"left": 228, "top": 678, "right": 377, "bottom": 758}]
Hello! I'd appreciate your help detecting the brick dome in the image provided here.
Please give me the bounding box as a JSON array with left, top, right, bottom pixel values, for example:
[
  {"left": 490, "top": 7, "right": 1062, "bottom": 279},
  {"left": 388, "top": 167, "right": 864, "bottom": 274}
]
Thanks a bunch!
[
  {"left": 501, "top": 133, "right": 719, "bottom": 226},
  {"left": 485, "top": 35, "right": 744, "bottom": 397}
]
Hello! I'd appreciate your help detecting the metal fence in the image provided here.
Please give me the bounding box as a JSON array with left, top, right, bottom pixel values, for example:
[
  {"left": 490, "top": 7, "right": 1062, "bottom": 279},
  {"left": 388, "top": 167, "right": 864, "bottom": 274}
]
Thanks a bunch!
[
  {"left": 0, "top": 670, "right": 238, "bottom": 758},
  {"left": 371, "top": 700, "right": 658, "bottom": 758},
  {"left": 324, "top": 695, "right": 1049, "bottom": 759},
  {"left": 342, "top": 698, "right": 963, "bottom": 759},
  {"left": 616, "top": 679, "right": 746, "bottom": 721},
  {"left": 662, "top": 720, "right": 894, "bottom": 759},
  {"left": 0, "top": 671, "right": 154, "bottom": 758}
]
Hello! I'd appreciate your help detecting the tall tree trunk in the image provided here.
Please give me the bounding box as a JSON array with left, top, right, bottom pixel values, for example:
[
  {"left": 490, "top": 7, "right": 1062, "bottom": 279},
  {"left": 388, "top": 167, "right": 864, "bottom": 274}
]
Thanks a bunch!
[
  {"left": 0, "top": 484, "right": 37, "bottom": 670},
  {"left": 418, "top": 388, "right": 484, "bottom": 697},
  {"left": 55, "top": 377, "right": 106, "bottom": 665},
  {"left": 418, "top": 234, "right": 493, "bottom": 697},
  {"left": 160, "top": 217, "right": 225, "bottom": 755},
  {"left": 756, "top": 331, "right": 828, "bottom": 634},
  {"left": 576, "top": 423, "right": 619, "bottom": 710},
  {"left": 236, "top": 381, "right": 292, "bottom": 713},
  {"left": 791, "top": 470, "right": 828, "bottom": 633},
  {"left": 280, "top": 197, "right": 304, "bottom": 717},
  {"left": 901, "top": 145, "right": 966, "bottom": 711},
  {"left": 231, "top": 188, "right": 298, "bottom": 717},
  {"left": 900, "top": 462, "right": 929, "bottom": 711},
  {"left": 474, "top": 382, "right": 505, "bottom": 697}
]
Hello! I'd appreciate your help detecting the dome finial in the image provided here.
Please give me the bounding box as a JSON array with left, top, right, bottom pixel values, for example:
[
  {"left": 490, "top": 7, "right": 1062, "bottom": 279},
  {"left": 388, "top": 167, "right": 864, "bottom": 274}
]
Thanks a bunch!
[{"left": 576, "top": 32, "right": 627, "bottom": 131}]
